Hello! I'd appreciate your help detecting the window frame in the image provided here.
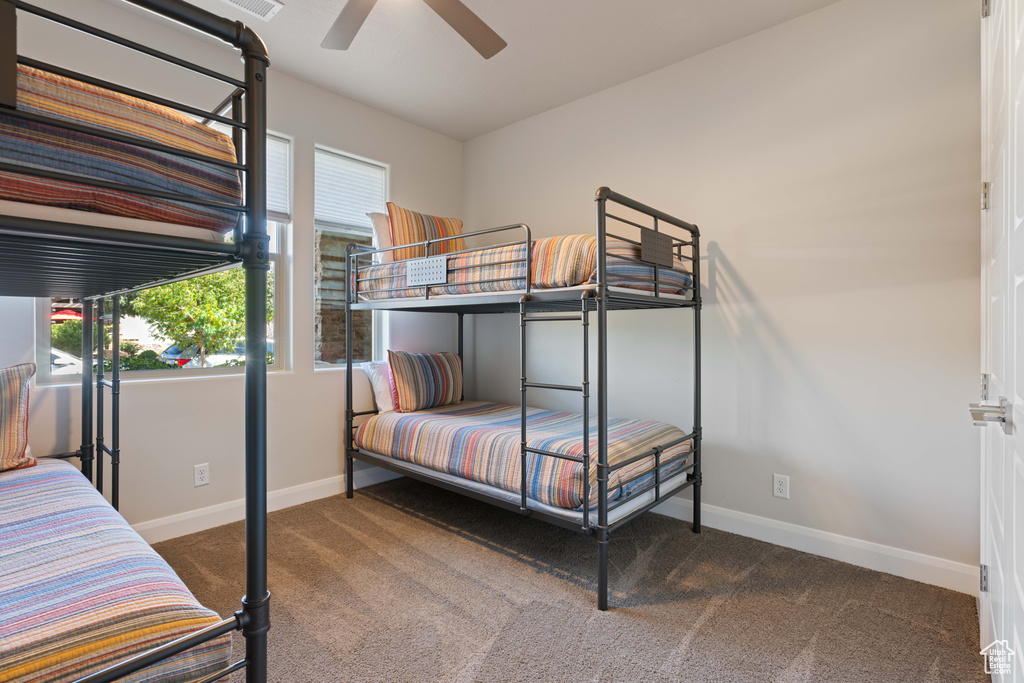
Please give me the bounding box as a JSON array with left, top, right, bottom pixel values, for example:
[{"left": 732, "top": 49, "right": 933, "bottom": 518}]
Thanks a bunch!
[
  {"left": 312, "top": 144, "right": 389, "bottom": 369},
  {"left": 34, "top": 132, "right": 293, "bottom": 386}
]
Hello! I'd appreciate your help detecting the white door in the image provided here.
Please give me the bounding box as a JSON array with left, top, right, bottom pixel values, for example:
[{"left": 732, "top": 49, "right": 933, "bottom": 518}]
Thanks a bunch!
[{"left": 980, "top": 0, "right": 1024, "bottom": 679}]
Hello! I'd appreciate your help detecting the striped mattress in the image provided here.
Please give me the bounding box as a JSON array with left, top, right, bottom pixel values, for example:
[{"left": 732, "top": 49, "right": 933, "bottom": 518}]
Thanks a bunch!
[
  {"left": 0, "top": 65, "right": 241, "bottom": 233},
  {"left": 0, "top": 459, "right": 231, "bottom": 683},
  {"left": 354, "top": 401, "right": 692, "bottom": 510},
  {"left": 355, "top": 234, "right": 693, "bottom": 300}
]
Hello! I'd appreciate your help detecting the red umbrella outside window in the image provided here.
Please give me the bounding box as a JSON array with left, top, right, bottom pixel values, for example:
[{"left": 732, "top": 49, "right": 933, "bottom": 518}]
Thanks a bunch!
[{"left": 51, "top": 309, "right": 83, "bottom": 322}]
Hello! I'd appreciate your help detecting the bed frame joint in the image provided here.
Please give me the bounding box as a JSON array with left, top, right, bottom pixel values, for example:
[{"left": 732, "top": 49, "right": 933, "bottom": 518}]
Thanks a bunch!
[
  {"left": 241, "top": 592, "right": 271, "bottom": 637},
  {"left": 241, "top": 232, "right": 271, "bottom": 270}
]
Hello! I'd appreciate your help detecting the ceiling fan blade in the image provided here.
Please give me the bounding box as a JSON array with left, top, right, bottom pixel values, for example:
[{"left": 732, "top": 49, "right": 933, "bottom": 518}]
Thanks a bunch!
[
  {"left": 421, "top": 0, "right": 507, "bottom": 59},
  {"left": 321, "top": 0, "right": 379, "bottom": 50}
]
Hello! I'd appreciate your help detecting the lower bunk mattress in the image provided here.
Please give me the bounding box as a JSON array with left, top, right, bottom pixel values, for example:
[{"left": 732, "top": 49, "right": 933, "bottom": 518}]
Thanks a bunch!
[
  {"left": 353, "top": 401, "right": 692, "bottom": 511},
  {"left": 0, "top": 65, "right": 241, "bottom": 233},
  {"left": 0, "top": 459, "right": 231, "bottom": 683},
  {"left": 355, "top": 234, "right": 693, "bottom": 301}
]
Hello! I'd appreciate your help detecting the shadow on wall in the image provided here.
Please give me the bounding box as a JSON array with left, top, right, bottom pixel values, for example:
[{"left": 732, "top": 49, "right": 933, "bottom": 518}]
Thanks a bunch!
[
  {"left": 706, "top": 239, "right": 856, "bottom": 438},
  {"left": 702, "top": 241, "right": 890, "bottom": 536}
]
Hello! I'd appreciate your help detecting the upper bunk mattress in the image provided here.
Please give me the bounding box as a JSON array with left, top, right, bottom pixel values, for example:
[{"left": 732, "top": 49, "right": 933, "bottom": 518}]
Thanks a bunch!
[
  {"left": 0, "top": 65, "right": 241, "bottom": 233},
  {"left": 354, "top": 401, "right": 692, "bottom": 510},
  {"left": 0, "top": 459, "right": 231, "bottom": 683},
  {"left": 355, "top": 234, "right": 693, "bottom": 301}
]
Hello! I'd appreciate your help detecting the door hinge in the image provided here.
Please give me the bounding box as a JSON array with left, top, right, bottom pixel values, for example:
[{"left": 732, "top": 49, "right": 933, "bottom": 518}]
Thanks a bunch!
[
  {"left": 982, "top": 181, "right": 991, "bottom": 210},
  {"left": 981, "top": 564, "right": 989, "bottom": 592},
  {"left": 983, "top": 0, "right": 991, "bottom": 18},
  {"left": 982, "top": 373, "right": 990, "bottom": 401}
]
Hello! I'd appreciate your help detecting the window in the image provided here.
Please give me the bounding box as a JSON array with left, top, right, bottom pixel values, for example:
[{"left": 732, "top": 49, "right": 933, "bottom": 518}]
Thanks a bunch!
[
  {"left": 313, "top": 146, "right": 387, "bottom": 366},
  {"left": 38, "top": 133, "right": 292, "bottom": 382}
]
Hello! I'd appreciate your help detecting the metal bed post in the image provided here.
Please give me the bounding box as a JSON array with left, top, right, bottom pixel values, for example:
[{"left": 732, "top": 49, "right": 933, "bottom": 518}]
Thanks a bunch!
[
  {"left": 596, "top": 191, "right": 610, "bottom": 611},
  {"left": 691, "top": 227, "right": 702, "bottom": 533},
  {"left": 95, "top": 297, "right": 105, "bottom": 496},
  {"left": 239, "top": 33, "right": 271, "bottom": 683},
  {"left": 80, "top": 298, "right": 94, "bottom": 483},
  {"left": 581, "top": 292, "right": 591, "bottom": 533},
  {"left": 519, "top": 295, "right": 529, "bottom": 514},
  {"left": 111, "top": 295, "right": 120, "bottom": 511},
  {"left": 345, "top": 243, "right": 356, "bottom": 499},
  {"left": 458, "top": 312, "right": 464, "bottom": 400}
]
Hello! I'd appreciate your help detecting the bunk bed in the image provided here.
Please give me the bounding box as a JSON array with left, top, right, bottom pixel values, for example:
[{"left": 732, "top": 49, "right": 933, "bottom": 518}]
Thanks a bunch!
[
  {"left": 0, "top": 1, "right": 270, "bottom": 681},
  {"left": 344, "top": 188, "right": 702, "bottom": 611}
]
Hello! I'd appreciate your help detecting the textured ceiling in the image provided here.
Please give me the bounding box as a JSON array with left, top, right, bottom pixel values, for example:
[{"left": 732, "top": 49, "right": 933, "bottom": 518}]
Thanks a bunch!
[{"left": 115, "top": 0, "right": 844, "bottom": 140}]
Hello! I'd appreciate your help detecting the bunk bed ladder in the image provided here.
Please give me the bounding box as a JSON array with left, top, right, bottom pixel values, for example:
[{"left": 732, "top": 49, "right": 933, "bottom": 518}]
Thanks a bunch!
[
  {"left": 517, "top": 296, "right": 593, "bottom": 529},
  {"left": 518, "top": 291, "right": 598, "bottom": 590}
]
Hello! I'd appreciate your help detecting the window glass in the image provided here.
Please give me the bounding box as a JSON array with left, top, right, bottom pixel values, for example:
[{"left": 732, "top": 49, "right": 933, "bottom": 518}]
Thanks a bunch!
[
  {"left": 313, "top": 147, "right": 387, "bottom": 365},
  {"left": 47, "top": 225, "right": 282, "bottom": 376},
  {"left": 44, "top": 133, "right": 291, "bottom": 379},
  {"left": 314, "top": 230, "right": 372, "bottom": 364}
]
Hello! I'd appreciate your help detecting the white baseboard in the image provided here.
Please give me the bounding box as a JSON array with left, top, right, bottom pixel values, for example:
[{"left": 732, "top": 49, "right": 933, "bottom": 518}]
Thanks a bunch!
[
  {"left": 652, "top": 496, "right": 978, "bottom": 596},
  {"left": 133, "top": 467, "right": 400, "bottom": 544}
]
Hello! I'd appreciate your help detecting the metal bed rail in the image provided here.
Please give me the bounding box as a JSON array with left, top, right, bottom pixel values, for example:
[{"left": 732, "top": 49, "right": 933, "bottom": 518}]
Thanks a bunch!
[
  {"left": 0, "top": 0, "right": 257, "bottom": 251},
  {"left": 1, "top": 1, "right": 271, "bottom": 681},
  {"left": 594, "top": 186, "right": 698, "bottom": 301},
  {"left": 347, "top": 406, "right": 697, "bottom": 532},
  {"left": 348, "top": 444, "right": 698, "bottom": 531},
  {"left": 347, "top": 223, "right": 533, "bottom": 303},
  {"left": 76, "top": 614, "right": 247, "bottom": 683},
  {"left": 344, "top": 189, "right": 696, "bottom": 311}
]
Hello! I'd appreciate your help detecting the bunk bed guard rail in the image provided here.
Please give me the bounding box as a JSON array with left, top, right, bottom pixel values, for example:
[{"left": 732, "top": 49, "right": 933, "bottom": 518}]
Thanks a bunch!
[
  {"left": 1, "top": 1, "right": 271, "bottom": 681},
  {"left": 344, "top": 191, "right": 697, "bottom": 309},
  {"left": 347, "top": 223, "right": 533, "bottom": 302}
]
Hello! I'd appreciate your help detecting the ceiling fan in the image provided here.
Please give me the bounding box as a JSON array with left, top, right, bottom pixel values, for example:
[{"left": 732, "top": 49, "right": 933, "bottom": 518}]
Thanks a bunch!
[{"left": 320, "top": 0, "right": 507, "bottom": 59}]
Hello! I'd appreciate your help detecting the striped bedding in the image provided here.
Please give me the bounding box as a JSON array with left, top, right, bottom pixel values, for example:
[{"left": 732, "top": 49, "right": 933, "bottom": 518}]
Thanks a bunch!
[
  {"left": 0, "top": 65, "right": 240, "bottom": 233},
  {"left": 0, "top": 459, "right": 231, "bottom": 683},
  {"left": 355, "top": 234, "right": 693, "bottom": 300},
  {"left": 354, "top": 401, "right": 692, "bottom": 510}
]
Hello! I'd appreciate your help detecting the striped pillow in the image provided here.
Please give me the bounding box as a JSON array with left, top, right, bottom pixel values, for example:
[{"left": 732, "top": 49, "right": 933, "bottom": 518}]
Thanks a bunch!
[
  {"left": 386, "top": 202, "right": 466, "bottom": 262},
  {"left": 388, "top": 351, "right": 462, "bottom": 412},
  {"left": 1, "top": 363, "right": 36, "bottom": 472}
]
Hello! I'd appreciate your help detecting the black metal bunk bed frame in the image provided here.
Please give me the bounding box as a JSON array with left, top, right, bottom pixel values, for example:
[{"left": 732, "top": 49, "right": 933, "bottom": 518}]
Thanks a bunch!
[
  {"left": 0, "top": 1, "right": 270, "bottom": 681},
  {"left": 343, "top": 187, "right": 702, "bottom": 611}
]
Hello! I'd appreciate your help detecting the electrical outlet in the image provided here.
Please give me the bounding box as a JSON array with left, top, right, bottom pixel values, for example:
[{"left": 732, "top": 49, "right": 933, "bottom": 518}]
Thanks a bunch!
[
  {"left": 773, "top": 473, "right": 789, "bottom": 499},
  {"left": 194, "top": 463, "right": 210, "bottom": 488}
]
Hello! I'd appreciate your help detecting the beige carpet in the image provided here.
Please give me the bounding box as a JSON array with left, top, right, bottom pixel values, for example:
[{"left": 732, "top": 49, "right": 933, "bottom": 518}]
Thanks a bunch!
[{"left": 156, "top": 478, "right": 985, "bottom": 682}]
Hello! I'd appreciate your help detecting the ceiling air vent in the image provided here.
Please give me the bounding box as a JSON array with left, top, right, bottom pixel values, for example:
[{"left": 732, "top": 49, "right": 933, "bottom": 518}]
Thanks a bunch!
[{"left": 218, "top": 0, "right": 283, "bottom": 21}]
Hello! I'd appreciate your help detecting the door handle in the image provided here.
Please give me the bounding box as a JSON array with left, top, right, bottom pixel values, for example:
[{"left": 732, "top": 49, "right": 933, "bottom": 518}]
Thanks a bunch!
[{"left": 969, "top": 397, "right": 1012, "bottom": 434}]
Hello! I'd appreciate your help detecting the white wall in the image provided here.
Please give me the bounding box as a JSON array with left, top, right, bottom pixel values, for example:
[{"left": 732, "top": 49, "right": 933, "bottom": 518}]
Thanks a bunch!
[
  {"left": 0, "top": 0, "right": 462, "bottom": 526},
  {"left": 462, "top": 0, "right": 981, "bottom": 568}
]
